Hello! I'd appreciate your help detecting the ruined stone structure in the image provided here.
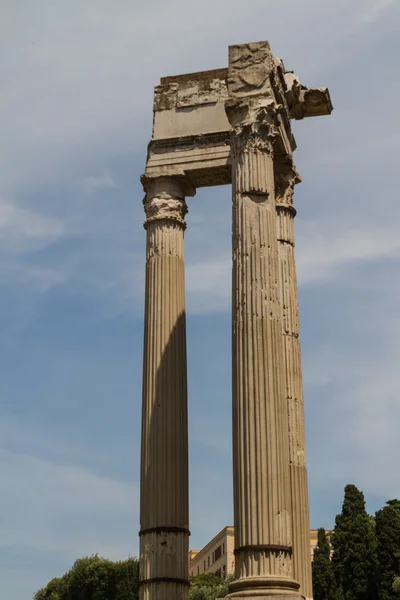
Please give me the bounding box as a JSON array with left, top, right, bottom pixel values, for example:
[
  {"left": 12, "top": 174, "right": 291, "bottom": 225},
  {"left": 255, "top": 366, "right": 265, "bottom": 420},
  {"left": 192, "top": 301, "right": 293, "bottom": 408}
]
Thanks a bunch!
[{"left": 140, "top": 41, "right": 332, "bottom": 600}]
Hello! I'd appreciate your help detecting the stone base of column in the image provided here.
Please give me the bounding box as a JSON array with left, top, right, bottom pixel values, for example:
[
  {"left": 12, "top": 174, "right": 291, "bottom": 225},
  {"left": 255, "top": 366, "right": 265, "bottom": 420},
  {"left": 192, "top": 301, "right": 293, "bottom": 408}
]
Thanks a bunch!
[
  {"left": 228, "top": 577, "right": 304, "bottom": 599},
  {"left": 227, "top": 595, "right": 304, "bottom": 600}
]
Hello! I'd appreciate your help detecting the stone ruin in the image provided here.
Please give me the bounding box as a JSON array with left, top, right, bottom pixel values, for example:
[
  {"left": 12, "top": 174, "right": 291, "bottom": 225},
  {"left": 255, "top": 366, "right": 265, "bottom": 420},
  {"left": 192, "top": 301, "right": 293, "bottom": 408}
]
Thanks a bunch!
[{"left": 139, "top": 40, "right": 332, "bottom": 600}]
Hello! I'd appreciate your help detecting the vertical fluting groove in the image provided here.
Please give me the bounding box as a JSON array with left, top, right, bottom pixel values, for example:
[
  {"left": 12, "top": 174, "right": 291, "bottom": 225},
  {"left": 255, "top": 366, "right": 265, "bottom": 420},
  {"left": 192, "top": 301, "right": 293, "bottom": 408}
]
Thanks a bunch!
[
  {"left": 140, "top": 178, "right": 189, "bottom": 600},
  {"left": 231, "top": 138, "right": 301, "bottom": 597},
  {"left": 276, "top": 198, "right": 312, "bottom": 600}
]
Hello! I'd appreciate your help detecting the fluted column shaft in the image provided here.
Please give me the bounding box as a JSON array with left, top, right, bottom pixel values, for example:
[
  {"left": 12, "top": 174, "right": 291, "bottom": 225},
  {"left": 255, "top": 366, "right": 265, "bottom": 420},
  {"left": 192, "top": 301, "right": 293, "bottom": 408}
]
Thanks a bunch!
[
  {"left": 227, "top": 102, "right": 302, "bottom": 599},
  {"left": 140, "top": 176, "right": 192, "bottom": 600},
  {"left": 275, "top": 165, "right": 312, "bottom": 600}
]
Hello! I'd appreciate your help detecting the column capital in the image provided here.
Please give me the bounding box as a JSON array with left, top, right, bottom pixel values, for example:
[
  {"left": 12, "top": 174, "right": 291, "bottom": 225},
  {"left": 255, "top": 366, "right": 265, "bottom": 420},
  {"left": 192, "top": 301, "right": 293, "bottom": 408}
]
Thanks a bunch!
[
  {"left": 274, "top": 160, "right": 301, "bottom": 207},
  {"left": 225, "top": 98, "right": 281, "bottom": 157},
  {"left": 141, "top": 176, "right": 195, "bottom": 230}
]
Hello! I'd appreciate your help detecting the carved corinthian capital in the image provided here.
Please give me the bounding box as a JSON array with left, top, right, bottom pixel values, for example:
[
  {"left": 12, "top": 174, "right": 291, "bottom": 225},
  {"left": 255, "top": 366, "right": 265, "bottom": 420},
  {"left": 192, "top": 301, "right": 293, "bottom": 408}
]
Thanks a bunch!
[
  {"left": 275, "top": 164, "right": 301, "bottom": 206},
  {"left": 144, "top": 192, "right": 188, "bottom": 228},
  {"left": 226, "top": 99, "right": 280, "bottom": 157},
  {"left": 142, "top": 176, "right": 192, "bottom": 229}
]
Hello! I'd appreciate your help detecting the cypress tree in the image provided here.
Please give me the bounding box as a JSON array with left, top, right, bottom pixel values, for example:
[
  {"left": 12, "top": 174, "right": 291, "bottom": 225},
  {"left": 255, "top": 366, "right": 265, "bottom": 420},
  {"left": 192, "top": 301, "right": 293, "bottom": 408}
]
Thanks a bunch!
[
  {"left": 376, "top": 499, "right": 400, "bottom": 600},
  {"left": 312, "top": 528, "right": 338, "bottom": 600},
  {"left": 332, "top": 484, "right": 378, "bottom": 600}
]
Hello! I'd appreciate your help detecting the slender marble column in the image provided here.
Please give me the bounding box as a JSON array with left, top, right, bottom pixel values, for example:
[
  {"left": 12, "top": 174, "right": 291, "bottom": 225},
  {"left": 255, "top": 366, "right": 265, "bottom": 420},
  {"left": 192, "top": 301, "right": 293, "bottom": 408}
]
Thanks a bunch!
[
  {"left": 226, "top": 100, "right": 302, "bottom": 600},
  {"left": 275, "top": 163, "right": 312, "bottom": 600},
  {"left": 140, "top": 176, "right": 194, "bottom": 600}
]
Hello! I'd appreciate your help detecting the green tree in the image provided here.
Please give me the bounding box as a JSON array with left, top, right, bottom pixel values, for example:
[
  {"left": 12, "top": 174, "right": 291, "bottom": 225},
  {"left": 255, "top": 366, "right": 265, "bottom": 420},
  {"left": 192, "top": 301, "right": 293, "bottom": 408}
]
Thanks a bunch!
[
  {"left": 376, "top": 499, "right": 400, "bottom": 600},
  {"left": 189, "top": 573, "right": 231, "bottom": 600},
  {"left": 33, "top": 555, "right": 139, "bottom": 600},
  {"left": 393, "top": 577, "right": 400, "bottom": 596},
  {"left": 332, "top": 484, "right": 378, "bottom": 600},
  {"left": 33, "top": 576, "right": 69, "bottom": 600},
  {"left": 312, "top": 528, "right": 338, "bottom": 600}
]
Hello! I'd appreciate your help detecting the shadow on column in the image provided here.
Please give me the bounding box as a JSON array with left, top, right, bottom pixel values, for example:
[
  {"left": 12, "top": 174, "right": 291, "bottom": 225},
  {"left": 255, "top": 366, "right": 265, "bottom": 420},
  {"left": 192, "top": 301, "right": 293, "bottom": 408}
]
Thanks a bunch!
[{"left": 140, "top": 311, "right": 189, "bottom": 600}]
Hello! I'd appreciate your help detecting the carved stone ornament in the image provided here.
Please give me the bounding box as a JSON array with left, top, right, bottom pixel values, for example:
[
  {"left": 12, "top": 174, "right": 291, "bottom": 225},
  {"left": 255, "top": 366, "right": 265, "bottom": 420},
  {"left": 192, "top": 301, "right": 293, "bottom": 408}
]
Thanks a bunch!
[
  {"left": 284, "top": 72, "right": 333, "bottom": 120},
  {"left": 153, "top": 83, "right": 179, "bottom": 112},
  {"left": 143, "top": 192, "right": 188, "bottom": 228},
  {"left": 228, "top": 102, "right": 280, "bottom": 156},
  {"left": 275, "top": 168, "right": 300, "bottom": 206}
]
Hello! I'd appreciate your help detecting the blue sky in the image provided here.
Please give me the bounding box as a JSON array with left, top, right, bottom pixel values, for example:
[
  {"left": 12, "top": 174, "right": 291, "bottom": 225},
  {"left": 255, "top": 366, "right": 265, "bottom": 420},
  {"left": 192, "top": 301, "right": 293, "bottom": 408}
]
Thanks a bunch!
[{"left": 1, "top": 0, "right": 399, "bottom": 597}]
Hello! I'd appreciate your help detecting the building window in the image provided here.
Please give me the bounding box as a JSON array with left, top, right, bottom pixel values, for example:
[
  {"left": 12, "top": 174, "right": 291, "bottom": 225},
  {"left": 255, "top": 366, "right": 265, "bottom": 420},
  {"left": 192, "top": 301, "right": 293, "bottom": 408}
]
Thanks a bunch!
[
  {"left": 215, "top": 545, "right": 222, "bottom": 561},
  {"left": 197, "top": 566, "right": 199, "bottom": 575},
  {"left": 215, "top": 569, "right": 221, "bottom": 578},
  {"left": 204, "top": 560, "right": 206, "bottom": 570},
  {"left": 212, "top": 551, "right": 215, "bottom": 563},
  {"left": 222, "top": 543, "right": 225, "bottom": 555},
  {"left": 208, "top": 556, "right": 210, "bottom": 567},
  {"left": 222, "top": 565, "right": 226, "bottom": 578}
]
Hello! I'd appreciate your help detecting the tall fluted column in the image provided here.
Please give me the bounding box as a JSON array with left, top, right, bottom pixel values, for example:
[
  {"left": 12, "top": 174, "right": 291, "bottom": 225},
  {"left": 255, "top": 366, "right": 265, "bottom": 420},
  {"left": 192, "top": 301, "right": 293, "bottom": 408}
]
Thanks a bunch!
[
  {"left": 275, "top": 164, "right": 312, "bottom": 600},
  {"left": 226, "top": 99, "right": 302, "bottom": 600},
  {"left": 140, "top": 176, "right": 194, "bottom": 600}
]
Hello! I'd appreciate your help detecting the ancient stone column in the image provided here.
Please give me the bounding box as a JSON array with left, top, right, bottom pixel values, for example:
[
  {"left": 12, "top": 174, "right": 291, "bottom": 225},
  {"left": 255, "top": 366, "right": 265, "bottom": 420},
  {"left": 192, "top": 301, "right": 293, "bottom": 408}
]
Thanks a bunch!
[
  {"left": 140, "top": 176, "right": 194, "bottom": 600},
  {"left": 275, "top": 162, "right": 312, "bottom": 600},
  {"left": 226, "top": 96, "right": 302, "bottom": 599}
]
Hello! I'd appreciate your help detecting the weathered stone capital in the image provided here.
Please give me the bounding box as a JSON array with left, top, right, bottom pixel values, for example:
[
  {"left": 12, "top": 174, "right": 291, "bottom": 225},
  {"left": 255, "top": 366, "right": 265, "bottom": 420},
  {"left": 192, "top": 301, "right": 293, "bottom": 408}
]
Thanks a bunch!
[
  {"left": 226, "top": 99, "right": 281, "bottom": 156},
  {"left": 274, "top": 163, "right": 301, "bottom": 206},
  {"left": 144, "top": 193, "right": 188, "bottom": 229},
  {"left": 142, "top": 176, "right": 194, "bottom": 229}
]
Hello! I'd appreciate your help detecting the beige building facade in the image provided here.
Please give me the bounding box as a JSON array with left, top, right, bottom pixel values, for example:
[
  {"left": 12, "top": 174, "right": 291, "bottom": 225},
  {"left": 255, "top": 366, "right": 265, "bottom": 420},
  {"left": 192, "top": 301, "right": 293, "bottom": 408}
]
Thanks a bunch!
[
  {"left": 189, "top": 528, "right": 333, "bottom": 578},
  {"left": 189, "top": 527, "right": 235, "bottom": 578}
]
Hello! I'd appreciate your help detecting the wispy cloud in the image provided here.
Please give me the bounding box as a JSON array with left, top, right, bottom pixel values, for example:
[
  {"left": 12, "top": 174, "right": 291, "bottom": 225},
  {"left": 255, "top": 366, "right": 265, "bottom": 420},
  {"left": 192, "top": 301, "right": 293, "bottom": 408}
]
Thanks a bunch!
[
  {"left": 307, "top": 325, "right": 400, "bottom": 501},
  {"left": 182, "top": 218, "right": 400, "bottom": 314},
  {"left": 82, "top": 171, "right": 116, "bottom": 195},
  {"left": 4, "top": 264, "right": 66, "bottom": 292},
  {"left": 0, "top": 446, "right": 138, "bottom": 558},
  {"left": 186, "top": 254, "right": 231, "bottom": 315},
  {"left": 361, "top": 0, "right": 396, "bottom": 23},
  {"left": 296, "top": 220, "right": 400, "bottom": 285},
  {"left": 0, "top": 197, "right": 64, "bottom": 254}
]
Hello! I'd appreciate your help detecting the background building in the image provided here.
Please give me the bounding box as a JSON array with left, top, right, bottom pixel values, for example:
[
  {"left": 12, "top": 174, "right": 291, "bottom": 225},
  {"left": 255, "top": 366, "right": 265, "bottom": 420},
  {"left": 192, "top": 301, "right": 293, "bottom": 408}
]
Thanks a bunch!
[
  {"left": 189, "top": 527, "right": 332, "bottom": 578},
  {"left": 189, "top": 527, "right": 235, "bottom": 578}
]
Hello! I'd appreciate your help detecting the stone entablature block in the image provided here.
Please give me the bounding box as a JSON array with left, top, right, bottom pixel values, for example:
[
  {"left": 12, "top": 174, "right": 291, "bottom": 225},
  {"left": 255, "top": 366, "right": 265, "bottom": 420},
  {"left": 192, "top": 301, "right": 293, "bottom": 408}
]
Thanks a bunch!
[{"left": 144, "top": 44, "right": 332, "bottom": 189}]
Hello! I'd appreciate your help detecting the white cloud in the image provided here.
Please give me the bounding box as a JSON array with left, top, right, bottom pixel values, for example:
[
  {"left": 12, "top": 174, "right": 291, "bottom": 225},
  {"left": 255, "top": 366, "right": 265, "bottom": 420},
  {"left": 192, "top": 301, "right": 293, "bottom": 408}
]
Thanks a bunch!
[
  {"left": 0, "top": 414, "right": 139, "bottom": 598},
  {"left": 296, "top": 220, "right": 400, "bottom": 285},
  {"left": 0, "top": 0, "right": 397, "bottom": 311},
  {"left": 0, "top": 0, "right": 388, "bottom": 195},
  {"left": 6, "top": 264, "right": 66, "bottom": 292},
  {"left": 0, "top": 197, "right": 64, "bottom": 254},
  {"left": 182, "top": 217, "right": 400, "bottom": 314},
  {"left": 186, "top": 254, "right": 231, "bottom": 315},
  {"left": 0, "top": 446, "right": 138, "bottom": 558},
  {"left": 307, "top": 333, "right": 400, "bottom": 501},
  {"left": 82, "top": 171, "right": 116, "bottom": 195},
  {"left": 0, "top": 196, "right": 66, "bottom": 295},
  {"left": 361, "top": 0, "right": 396, "bottom": 23}
]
